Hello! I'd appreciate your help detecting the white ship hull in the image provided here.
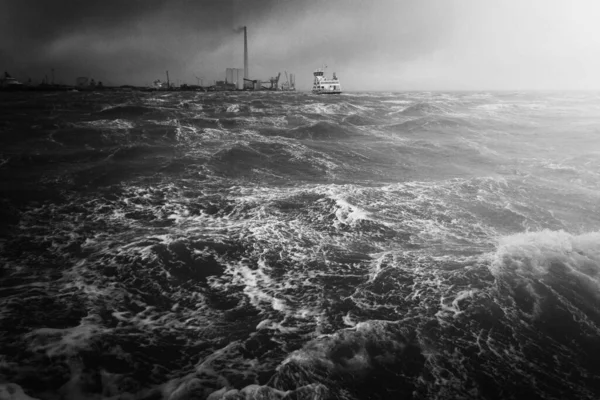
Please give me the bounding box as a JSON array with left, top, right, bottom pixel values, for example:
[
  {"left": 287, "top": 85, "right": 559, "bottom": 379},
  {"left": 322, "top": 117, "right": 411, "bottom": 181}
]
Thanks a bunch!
[{"left": 312, "top": 89, "right": 342, "bottom": 94}]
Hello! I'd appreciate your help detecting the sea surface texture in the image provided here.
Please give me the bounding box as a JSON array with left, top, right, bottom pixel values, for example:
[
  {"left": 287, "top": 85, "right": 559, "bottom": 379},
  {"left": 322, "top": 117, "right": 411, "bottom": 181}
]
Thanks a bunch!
[{"left": 1, "top": 90, "right": 599, "bottom": 400}]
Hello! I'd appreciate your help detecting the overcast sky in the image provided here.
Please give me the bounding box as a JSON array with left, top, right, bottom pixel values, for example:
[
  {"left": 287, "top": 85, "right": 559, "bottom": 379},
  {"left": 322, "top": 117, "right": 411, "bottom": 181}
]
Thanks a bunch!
[{"left": 2, "top": 0, "right": 600, "bottom": 91}]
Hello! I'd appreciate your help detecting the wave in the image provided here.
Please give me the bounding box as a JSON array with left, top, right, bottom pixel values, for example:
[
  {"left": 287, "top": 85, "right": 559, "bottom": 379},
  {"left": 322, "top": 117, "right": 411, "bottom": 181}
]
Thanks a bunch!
[
  {"left": 159, "top": 320, "right": 423, "bottom": 400},
  {"left": 267, "top": 320, "right": 423, "bottom": 398},
  {"left": 385, "top": 115, "right": 474, "bottom": 133},
  {"left": 341, "top": 113, "right": 381, "bottom": 126},
  {"left": 209, "top": 143, "right": 333, "bottom": 180},
  {"left": 398, "top": 102, "right": 448, "bottom": 116},
  {"left": 2, "top": 90, "right": 600, "bottom": 400},
  {"left": 97, "top": 104, "right": 158, "bottom": 118},
  {"left": 287, "top": 121, "right": 356, "bottom": 140},
  {"left": 490, "top": 229, "right": 600, "bottom": 334}
]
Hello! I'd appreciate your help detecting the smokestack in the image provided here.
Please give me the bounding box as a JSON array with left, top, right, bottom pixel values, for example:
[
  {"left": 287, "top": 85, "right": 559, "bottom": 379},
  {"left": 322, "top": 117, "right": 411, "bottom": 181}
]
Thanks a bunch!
[{"left": 244, "top": 26, "right": 248, "bottom": 79}]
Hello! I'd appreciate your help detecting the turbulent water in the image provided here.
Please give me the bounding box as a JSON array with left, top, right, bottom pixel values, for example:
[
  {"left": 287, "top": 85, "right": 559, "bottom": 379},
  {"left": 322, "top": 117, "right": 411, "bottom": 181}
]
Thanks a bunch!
[{"left": 1, "top": 90, "right": 600, "bottom": 400}]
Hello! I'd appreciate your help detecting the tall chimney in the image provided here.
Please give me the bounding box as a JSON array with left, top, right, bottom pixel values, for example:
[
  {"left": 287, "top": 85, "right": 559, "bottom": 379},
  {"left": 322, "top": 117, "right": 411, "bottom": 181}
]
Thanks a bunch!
[{"left": 244, "top": 26, "right": 248, "bottom": 79}]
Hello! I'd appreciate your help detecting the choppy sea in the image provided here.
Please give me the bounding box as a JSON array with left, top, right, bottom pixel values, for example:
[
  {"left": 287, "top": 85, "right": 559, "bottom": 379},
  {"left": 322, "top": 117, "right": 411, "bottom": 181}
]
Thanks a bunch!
[{"left": 1, "top": 90, "right": 599, "bottom": 400}]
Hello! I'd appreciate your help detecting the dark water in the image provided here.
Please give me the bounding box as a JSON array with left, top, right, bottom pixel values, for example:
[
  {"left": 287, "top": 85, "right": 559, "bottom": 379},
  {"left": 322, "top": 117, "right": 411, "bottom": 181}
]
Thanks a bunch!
[{"left": 1, "top": 90, "right": 600, "bottom": 400}]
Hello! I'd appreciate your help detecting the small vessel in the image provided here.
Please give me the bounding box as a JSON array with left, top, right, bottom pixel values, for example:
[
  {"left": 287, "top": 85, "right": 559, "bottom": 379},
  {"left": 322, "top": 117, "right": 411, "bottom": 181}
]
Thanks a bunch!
[
  {"left": 0, "top": 72, "right": 23, "bottom": 89},
  {"left": 312, "top": 67, "right": 341, "bottom": 94}
]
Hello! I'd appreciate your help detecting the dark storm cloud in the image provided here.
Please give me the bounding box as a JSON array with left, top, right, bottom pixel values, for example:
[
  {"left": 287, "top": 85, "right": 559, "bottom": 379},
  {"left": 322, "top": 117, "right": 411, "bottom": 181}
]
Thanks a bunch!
[
  {"left": 3, "top": 0, "right": 599, "bottom": 89},
  {"left": 1, "top": 0, "right": 456, "bottom": 87},
  {"left": 1, "top": 0, "right": 260, "bottom": 45},
  {"left": 0, "top": 0, "right": 291, "bottom": 84},
  {"left": 3, "top": 0, "right": 157, "bottom": 41},
  {"left": 241, "top": 0, "right": 458, "bottom": 89}
]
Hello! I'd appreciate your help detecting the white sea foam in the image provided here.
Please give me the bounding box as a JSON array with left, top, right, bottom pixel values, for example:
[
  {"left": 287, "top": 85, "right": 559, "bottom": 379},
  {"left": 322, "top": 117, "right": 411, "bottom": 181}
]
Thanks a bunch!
[
  {"left": 226, "top": 104, "right": 240, "bottom": 112},
  {"left": 326, "top": 190, "right": 371, "bottom": 228},
  {"left": 490, "top": 229, "right": 600, "bottom": 281},
  {"left": 0, "top": 383, "right": 39, "bottom": 400},
  {"left": 25, "top": 321, "right": 110, "bottom": 358},
  {"left": 79, "top": 119, "right": 134, "bottom": 130}
]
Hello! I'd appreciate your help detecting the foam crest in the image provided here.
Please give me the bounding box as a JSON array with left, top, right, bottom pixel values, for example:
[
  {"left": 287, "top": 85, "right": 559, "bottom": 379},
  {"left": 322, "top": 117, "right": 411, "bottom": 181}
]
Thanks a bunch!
[
  {"left": 330, "top": 196, "right": 370, "bottom": 228},
  {"left": 299, "top": 103, "right": 341, "bottom": 115},
  {"left": 78, "top": 119, "right": 134, "bottom": 130},
  {"left": 226, "top": 104, "right": 240, "bottom": 113}
]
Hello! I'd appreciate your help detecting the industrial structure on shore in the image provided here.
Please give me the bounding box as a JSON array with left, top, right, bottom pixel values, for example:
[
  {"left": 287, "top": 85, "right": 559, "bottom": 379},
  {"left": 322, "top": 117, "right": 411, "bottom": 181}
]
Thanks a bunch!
[
  {"left": 212, "top": 26, "right": 295, "bottom": 92},
  {"left": 2, "top": 26, "right": 297, "bottom": 92}
]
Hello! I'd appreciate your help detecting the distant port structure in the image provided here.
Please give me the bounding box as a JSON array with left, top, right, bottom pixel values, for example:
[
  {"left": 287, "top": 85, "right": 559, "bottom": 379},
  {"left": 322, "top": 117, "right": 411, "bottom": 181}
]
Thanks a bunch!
[
  {"left": 1, "top": 26, "right": 296, "bottom": 92},
  {"left": 212, "top": 26, "right": 295, "bottom": 92}
]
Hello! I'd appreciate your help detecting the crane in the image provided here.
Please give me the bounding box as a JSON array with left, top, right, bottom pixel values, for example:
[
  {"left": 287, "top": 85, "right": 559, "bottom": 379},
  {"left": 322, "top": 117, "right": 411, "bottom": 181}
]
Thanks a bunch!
[{"left": 281, "top": 71, "right": 294, "bottom": 91}]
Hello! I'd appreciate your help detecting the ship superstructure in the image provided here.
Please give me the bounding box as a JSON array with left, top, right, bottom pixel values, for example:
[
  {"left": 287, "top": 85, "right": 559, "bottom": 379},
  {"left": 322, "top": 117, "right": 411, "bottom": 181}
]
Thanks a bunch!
[
  {"left": 312, "top": 67, "right": 341, "bottom": 94},
  {"left": 0, "top": 72, "right": 23, "bottom": 89}
]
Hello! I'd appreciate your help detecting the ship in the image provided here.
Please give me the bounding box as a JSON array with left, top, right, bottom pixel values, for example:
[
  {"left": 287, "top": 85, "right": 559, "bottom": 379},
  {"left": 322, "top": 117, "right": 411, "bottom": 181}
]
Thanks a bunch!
[
  {"left": 312, "top": 67, "right": 341, "bottom": 94},
  {"left": 0, "top": 72, "right": 23, "bottom": 90}
]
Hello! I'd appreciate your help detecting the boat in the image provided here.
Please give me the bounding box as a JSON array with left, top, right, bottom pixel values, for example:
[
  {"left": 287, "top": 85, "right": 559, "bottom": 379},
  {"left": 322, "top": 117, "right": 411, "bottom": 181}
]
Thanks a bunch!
[
  {"left": 312, "top": 67, "right": 341, "bottom": 94},
  {"left": 0, "top": 72, "right": 23, "bottom": 90}
]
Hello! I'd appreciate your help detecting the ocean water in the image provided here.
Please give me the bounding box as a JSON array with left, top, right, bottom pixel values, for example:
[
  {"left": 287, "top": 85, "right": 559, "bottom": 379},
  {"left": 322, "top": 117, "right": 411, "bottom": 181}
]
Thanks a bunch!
[{"left": 0, "top": 90, "right": 599, "bottom": 400}]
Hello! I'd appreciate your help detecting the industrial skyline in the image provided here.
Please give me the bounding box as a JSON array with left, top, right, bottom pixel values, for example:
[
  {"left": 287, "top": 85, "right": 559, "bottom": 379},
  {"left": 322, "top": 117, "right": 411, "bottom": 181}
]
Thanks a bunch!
[{"left": 2, "top": 0, "right": 600, "bottom": 91}]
